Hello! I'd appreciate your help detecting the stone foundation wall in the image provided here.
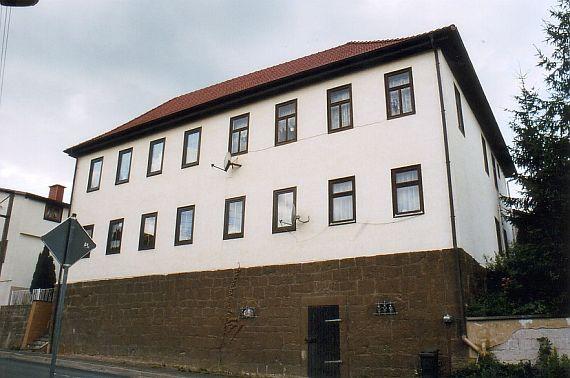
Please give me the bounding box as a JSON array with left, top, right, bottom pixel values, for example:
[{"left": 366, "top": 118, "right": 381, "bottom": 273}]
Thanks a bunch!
[
  {"left": 61, "top": 249, "right": 481, "bottom": 377},
  {"left": 0, "top": 304, "right": 31, "bottom": 349}
]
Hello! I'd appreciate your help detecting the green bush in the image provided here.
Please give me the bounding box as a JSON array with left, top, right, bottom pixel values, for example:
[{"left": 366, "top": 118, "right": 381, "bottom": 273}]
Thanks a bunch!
[{"left": 452, "top": 338, "right": 570, "bottom": 378}]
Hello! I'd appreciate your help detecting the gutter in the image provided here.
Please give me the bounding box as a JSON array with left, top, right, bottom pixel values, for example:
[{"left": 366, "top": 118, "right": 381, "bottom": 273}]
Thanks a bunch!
[{"left": 431, "top": 38, "right": 467, "bottom": 338}]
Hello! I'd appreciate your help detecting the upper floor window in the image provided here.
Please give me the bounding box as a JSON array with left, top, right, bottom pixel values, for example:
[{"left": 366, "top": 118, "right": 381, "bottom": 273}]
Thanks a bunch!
[
  {"left": 147, "top": 138, "right": 165, "bottom": 176},
  {"left": 229, "top": 114, "right": 249, "bottom": 156},
  {"left": 494, "top": 217, "right": 503, "bottom": 253},
  {"left": 83, "top": 224, "right": 94, "bottom": 258},
  {"left": 329, "top": 176, "right": 356, "bottom": 225},
  {"left": 87, "top": 157, "right": 103, "bottom": 192},
  {"left": 327, "top": 84, "right": 353, "bottom": 133},
  {"left": 175, "top": 205, "right": 195, "bottom": 245},
  {"left": 385, "top": 68, "right": 415, "bottom": 119},
  {"left": 391, "top": 165, "right": 424, "bottom": 217},
  {"left": 43, "top": 204, "right": 63, "bottom": 223},
  {"left": 138, "top": 212, "right": 157, "bottom": 251},
  {"left": 454, "top": 85, "right": 465, "bottom": 136},
  {"left": 115, "top": 148, "right": 133, "bottom": 185},
  {"left": 223, "top": 196, "right": 245, "bottom": 239},
  {"left": 182, "top": 128, "right": 201, "bottom": 168},
  {"left": 106, "top": 218, "right": 124, "bottom": 255},
  {"left": 272, "top": 187, "right": 297, "bottom": 233},
  {"left": 481, "top": 135, "right": 489, "bottom": 175},
  {"left": 491, "top": 155, "right": 499, "bottom": 190},
  {"left": 275, "top": 100, "right": 297, "bottom": 145}
]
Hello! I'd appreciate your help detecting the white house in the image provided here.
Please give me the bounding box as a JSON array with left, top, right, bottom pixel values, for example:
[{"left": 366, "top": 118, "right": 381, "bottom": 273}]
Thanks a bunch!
[
  {"left": 61, "top": 25, "right": 515, "bottom": 377},
  {"left": 0, "top": 185, "right": 68, "bottom": 305}
]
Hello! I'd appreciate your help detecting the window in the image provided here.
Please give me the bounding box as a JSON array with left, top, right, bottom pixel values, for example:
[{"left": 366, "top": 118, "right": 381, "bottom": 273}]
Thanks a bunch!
[
  {"left": 455, "top": 85, "right": 465, "bottom": 135},
  {"left": 503, "top": 228, "right": 509, "bottom": 253},
  {"left": 328, "top": 176, "right": 356, "bottom": 225},
  {"left": 275, "top": 100, "right": 297, "bottom": 145},
  {"left": 115, "top": 148, "right": 133, "bottom": 185},
  {"left": 87, "top": 157, "right": 103, "bottom": 192},
  {"left": 391, "top": 165, "right": 424, "bottom": 217},
  {"left": 147, "top": 138, "right": 165, "bottom": 176},
  {"left": 385, "top": 68, "right": 415, "bottom": 119},
  {"left": 182, "top": 128, "right": 201, "bottom": 168},
  {"left": 272, "top": 187, "right": 297, "bottom": 233},
  {"left": 43, "top": 204, "right": 63, "bottom": 222},
  {"left": 106, "top": 218, "right": 124, "bottom": 255},
  {"left": 229, "top": 114, "right": 249, "bottom": 156},
  {"left": 223, "top": 196, "right": 246, "bottom": 239},
  {"left": 175, "top": 205, "right": 195, "bottom": 245},
  {"left": 83, "top": 224, "right": 94, "bottom": 258},
  {"left": 495, "top": 217, "right": 503, "bottom": 253},
  {"left": 138, "top": 212, "right": 157, "bottom": 250},
  {"left": 492, "top": 155, "right": 499, "bottom": 190},
  {"left": 327, "top": 84, "right": 353, "bottom": 133},
  {"left": 481, "top": 135, "right": 489, "bottom": 175}
]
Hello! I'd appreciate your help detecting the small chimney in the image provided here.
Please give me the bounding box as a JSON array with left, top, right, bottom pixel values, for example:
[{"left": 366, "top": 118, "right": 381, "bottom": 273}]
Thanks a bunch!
[{"left": 48, "top": 185, "right": 65, "bottom": 202}]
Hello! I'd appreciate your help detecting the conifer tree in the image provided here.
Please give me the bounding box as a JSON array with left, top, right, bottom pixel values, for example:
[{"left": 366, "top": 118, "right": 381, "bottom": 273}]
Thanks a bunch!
[{"left": 30, "top": 246, "right": 56, "bottom": 291}]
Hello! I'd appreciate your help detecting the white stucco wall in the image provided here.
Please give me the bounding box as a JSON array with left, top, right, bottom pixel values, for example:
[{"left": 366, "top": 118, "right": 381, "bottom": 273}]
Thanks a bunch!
[
  {"left": 0, "top": 192, "right": 63, "bottom": 305},
  {"left": 68, "top": 51, "right": 464, "bottom": 283},
  {"left": 438, "top": 55, "right": 513, "bottom": 263}
]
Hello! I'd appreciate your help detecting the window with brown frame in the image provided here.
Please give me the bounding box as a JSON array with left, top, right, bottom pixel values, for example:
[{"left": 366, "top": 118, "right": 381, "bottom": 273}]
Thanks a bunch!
[
  {"left": 43, "top": 204, "right": 63, "bottom": 223},
  {"left": 492, "top": 155, "right": 499, "bottom": 190},
  {"left": 272, "top": 187, "right": 296, "bottom": 233},
  {"left": 328, "top": 176, "right": 356, "bottom": 225},
  {"left": 327, "top": 84, "right": 353, "bottom": 133},
  {"left": 391, "top": 165, "right": 424, "bottom": 217},
  {"left": 87, "top": 157, "right": 103, "bottom": 192},
  {"left": 229, "top": 114, "right": 249, "bottom": 156},
  {"left": 454, "top": 85, "right": 465, "bottom": 136},
  {"left": 385, "top": 68, "right": 415, "bottom": 119},
  {"left": 223, "top": 196, "right": 245, "bottom": 239},
  {"left": 106, "top": 218, "right": 124, "bottom": 255},
  {"left": 275, "top": 100, "right": 297, "bottom": 145},
  {"left": 182, "top": 128, "right": 201, "bottom": 168},
  {"left": 481, "top": 135, "right": 489, "bottom": 175},
  {"left": 175, "top": 205, "right": 195, "bottom": 246},
  {"left": 83, "top": 224, "right": 94, "bottom": 258},
  {"left": 115, "top": 147, "right": 133, "bottom": 185},
  {"left": 495, "top": 217, "right": 503, "bottom": 253},
  {"left": 147, "top": 138, "right": 165, "bottom": 177},
  {"left": 138, "top": 212, "right": 158, "bottom": 251}
]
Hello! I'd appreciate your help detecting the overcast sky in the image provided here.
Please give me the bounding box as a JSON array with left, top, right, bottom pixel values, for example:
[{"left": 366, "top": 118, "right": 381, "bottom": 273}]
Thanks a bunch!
[{"left": 0, "top": 0, "right": 557, "bottom": 202}]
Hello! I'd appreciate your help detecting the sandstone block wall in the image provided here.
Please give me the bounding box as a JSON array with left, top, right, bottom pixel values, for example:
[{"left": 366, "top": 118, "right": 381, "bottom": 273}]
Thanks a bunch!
[
  {"left": 61, "top": 249, "right": 481, "bottom": 377},
  {"left": 0, "top": 304, "right": 31, "bottom": 349}
]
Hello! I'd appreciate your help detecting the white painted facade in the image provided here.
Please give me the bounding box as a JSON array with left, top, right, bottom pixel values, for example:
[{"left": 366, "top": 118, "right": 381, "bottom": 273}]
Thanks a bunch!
[
  {"left": 68, "top": 49, "right": 513, "bottom": 283},
  {"left": 0, "top": 190, "right": 65, "bottom": 304}
]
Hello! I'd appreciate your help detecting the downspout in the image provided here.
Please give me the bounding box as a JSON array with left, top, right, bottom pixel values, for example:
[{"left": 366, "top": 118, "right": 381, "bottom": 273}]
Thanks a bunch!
[
  {"left": 431, "top": 37, "right": 467, "bottom": 339},
  {"left": 0, "top": 192, "right": 15, "bottom": 277}
]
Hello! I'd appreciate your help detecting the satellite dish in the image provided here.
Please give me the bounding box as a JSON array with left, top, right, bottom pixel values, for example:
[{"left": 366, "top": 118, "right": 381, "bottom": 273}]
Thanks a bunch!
[
  {"left": 0, "top": 0, "right": 39, "bottom": 6},
  {"left": 223, "top": 152, "right": 232, "bottom": 171},
  {"left": 292, "top": 203, "right": 310, "bottom": 224}
]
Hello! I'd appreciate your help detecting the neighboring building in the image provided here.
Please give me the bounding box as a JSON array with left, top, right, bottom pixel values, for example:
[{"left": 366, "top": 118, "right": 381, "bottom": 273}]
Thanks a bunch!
[
  {"left": 61, "top": 25, "right": 514, "bottom": 376},
  {"left": 0, "top": 185, "right": 68, "bottom": 305}
]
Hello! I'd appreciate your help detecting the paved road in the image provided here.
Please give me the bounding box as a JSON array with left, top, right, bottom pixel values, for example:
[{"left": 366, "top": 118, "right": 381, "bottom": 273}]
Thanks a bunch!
[{"left": 0, "top": 357, "right": 126, "bottom": 378}]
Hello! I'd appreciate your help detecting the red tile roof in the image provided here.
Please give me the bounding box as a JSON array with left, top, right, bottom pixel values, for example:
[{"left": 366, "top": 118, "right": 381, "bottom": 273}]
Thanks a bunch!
[{"left": 66, "top": 29, "right": 444, "bottom": 153}]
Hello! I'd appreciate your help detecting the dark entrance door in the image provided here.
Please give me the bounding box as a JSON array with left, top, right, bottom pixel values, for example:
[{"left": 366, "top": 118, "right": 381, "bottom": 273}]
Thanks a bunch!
[{"left": 307, "top": 305, "right": 341, "bottom": 378}]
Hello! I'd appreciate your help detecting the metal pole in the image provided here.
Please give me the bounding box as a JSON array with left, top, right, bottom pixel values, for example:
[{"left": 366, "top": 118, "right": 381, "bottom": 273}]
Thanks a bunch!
[{"left": 49, "top": 265, "right": 69, "bottom": 377}]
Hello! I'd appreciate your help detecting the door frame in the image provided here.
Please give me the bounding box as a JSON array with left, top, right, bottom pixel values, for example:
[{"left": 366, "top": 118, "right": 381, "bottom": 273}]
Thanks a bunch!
[{"left": 300, "top": 295, "right": 349, "bottom": 377}]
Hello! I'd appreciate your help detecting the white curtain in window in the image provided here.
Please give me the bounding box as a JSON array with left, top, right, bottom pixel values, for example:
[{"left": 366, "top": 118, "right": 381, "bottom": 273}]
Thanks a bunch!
[
  {"left": 228, "top": 201, "right": 243, "bottom": 234},
  {"left": 150, "top": 143, "right": 163, "bottom": 172},
  {"left": 395, "top": 170, "right": 418, "bottom": 183},
  {"left": 401, "top": 87, "right": 413, "bottom": 113},
  {"left": 118, "top": 152, "right": 131, "bottom": 181},
  {"left": 185, "top": 132, "right": 200, "bottom": 164},
  {"left": 341, "top": 103, "right": 351, "bottom": 126},
  {"left": 331, "top": 106, "right": 340, "bottom": 129},
  {"left": 277, "top": 192, "right": 294, "bottom": 226},
  {"left": 333, "top": 196, "right": 353, "bottom": 222},
  {"left": 90, "top": 161, "right": 102, "bottom": 188},
  {"left": 397, "top": 185, "right": 420, "bottom": 213},
  {"left": 179, "top": 210, "right": 193, "bottom": 241}
]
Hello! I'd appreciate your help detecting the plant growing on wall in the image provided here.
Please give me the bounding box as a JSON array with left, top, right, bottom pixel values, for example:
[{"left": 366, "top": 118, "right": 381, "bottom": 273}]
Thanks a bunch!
[
  {"left": 30, "top": 246, "right": 56, "bottom": 291},
  {"left": 468, "top": 0, "right": 569, "bottom": 317}
]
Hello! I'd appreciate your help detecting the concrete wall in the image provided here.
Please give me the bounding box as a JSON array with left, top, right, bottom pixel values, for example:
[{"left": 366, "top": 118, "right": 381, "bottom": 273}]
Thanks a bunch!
[
  {"left": 438, "top": 55, "right": 513, "bottom": 263},
  {"left": 0, "top": 304, "right": 31, "bottom": 349},
  {"left": 466, "top": 317, "right": 570, "bottom": 363},
  {"left": 61, "top": 249, "right": 482, "bottom": 377},
  {"left": 0, "top": 192, "right": 62, "bottom": 305}
]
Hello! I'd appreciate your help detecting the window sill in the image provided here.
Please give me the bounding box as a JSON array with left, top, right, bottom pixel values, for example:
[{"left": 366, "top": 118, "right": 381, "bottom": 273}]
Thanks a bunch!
[
  {"left": 393, "top": 211, "right": 424, "bottom": 218},
  {"left": 329, "top": 219, "right": 356, "bottom": 226}
]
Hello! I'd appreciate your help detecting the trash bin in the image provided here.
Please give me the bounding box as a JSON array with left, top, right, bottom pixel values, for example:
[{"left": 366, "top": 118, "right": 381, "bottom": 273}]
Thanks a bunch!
[{"left": 419, "top": 350, "right": 439, "bottom": 378}]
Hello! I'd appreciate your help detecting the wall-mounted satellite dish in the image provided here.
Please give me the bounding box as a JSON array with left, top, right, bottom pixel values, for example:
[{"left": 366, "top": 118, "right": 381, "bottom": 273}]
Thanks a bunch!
[
  {"left": 0, "top": 0, "right": 39, "bottom": 6},
  {"left": 211, "top": 152, "right": 242, "bottom": 172},
  {"left": 292, "top": 204, "right": 310, "bottom": 224}
]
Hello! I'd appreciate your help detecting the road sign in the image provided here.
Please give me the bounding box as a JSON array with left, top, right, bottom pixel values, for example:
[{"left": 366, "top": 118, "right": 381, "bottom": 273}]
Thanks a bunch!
[{"left": 41, "top": 217, "right": 95, "bottom": 266}]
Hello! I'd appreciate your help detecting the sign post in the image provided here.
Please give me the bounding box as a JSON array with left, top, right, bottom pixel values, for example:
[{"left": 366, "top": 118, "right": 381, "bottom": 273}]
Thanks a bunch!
[{"left": 41, "top": 215, "right": 95, "bottom": 377}]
